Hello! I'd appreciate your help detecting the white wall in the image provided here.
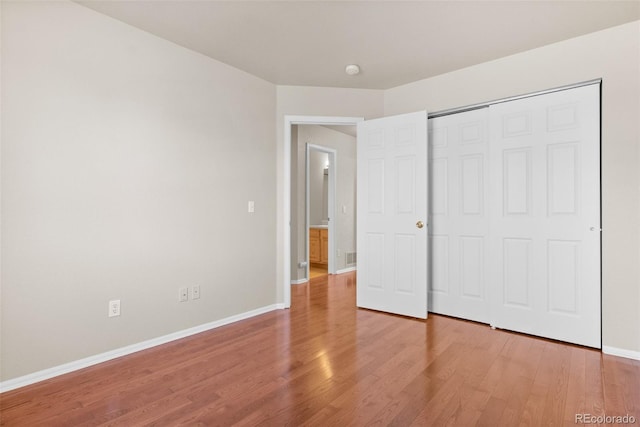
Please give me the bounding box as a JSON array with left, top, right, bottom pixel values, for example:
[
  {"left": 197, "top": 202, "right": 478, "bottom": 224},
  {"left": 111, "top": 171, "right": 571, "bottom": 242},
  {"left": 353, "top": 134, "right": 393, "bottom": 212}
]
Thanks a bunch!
[
  {"left": 385, "top": 21, "right": 640, "bottom": 354},
  {"left": 276, "top": 86, "right": 385, "bottom": 301},
  {"left": 1, "top": 1, "right": 277, "bottom": 381}
]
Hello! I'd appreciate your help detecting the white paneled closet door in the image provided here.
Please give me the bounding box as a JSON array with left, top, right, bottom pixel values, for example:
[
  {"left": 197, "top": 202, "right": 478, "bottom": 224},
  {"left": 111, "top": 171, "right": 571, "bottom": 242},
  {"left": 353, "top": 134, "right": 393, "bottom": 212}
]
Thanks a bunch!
[
  {"left": 357, "top": 111, "right": 429, "bottom": 319},
  {"left": 488, "top": 84, "right": 601, "bottom": 348},
  {"left": 428, "top": 108, "right": 491, "bottom": 323}
]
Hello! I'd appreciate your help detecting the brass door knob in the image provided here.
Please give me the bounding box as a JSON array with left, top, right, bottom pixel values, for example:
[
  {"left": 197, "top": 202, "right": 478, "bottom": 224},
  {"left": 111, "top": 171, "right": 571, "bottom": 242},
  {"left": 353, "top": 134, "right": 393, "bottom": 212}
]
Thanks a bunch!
[{"left": 416, "top": 221, "right": 424, "bottom": 229}]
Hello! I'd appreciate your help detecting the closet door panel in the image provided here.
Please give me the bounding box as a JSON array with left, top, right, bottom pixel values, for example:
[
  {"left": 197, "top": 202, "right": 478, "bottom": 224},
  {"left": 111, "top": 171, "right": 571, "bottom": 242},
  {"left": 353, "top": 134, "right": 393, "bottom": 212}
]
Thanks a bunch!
[
  {"left": 428, "top": 108, "right": 490, "bottom": 324},
  {"left": 488, "top": 84, "right": 601, "bottom": 348}
]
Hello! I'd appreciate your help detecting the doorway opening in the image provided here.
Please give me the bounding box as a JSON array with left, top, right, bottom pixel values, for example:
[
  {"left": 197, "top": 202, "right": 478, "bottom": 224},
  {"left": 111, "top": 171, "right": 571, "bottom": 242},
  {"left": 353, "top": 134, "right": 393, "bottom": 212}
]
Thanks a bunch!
[
  {"left": 284, "top": 116, "right": 364, "bottom": 308},
  {"left": 306, "top": 144, "right": 335, "bottom": 281}
]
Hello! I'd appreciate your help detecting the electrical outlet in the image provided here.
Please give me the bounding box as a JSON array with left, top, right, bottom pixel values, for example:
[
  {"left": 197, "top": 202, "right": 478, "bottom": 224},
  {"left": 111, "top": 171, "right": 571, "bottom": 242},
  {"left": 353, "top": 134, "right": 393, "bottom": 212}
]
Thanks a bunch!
[
  {"left": 192, "top": 285, "right": 201, "bottom": 300},
  {"left": 108, "top": 300, "right": 121, "bottom": 317},
  {"left": 179, "top": 287, "right": 188, "bottom": 302},
  {"left": 337, "top": 249, "right": 341, "bottom": 258}
]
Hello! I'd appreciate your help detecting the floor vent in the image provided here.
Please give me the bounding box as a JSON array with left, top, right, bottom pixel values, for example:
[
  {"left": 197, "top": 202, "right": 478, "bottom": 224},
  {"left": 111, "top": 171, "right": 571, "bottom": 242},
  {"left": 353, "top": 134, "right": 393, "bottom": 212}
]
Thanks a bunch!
[{"left": 346, "top": 252, "right": 357, "bottom": 266}]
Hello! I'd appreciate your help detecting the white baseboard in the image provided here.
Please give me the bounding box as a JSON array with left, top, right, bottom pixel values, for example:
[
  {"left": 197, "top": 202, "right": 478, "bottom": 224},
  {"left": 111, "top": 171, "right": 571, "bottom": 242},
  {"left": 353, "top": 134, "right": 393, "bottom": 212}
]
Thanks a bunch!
[
  {"left": 0, "top": 303, "right": 285, "bottom": 393},
  {"left": 602, "top": 346, "right": 640, "bottom": 361},
  {"left": 291, "top": 278, "right": 308, "bottom": 285}
]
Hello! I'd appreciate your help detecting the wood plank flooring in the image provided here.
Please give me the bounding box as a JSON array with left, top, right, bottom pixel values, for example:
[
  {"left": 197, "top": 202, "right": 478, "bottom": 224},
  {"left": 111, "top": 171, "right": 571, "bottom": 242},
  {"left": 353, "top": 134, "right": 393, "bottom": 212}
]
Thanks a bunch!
[
  {"left": 1, "top": 271, "right": 639, "bottom": 426},
  {"left": 309, "top": 266, "right": 328, "bottom": 279}
]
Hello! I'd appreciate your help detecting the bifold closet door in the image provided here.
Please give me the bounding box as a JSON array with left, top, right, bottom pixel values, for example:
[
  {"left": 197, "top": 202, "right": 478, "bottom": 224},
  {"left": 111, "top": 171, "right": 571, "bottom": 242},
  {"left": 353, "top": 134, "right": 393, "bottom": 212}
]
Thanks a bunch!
[
  {"left": 357, "top": 111, "right": 428, "bottom": 319},
  {"left": 488, "top": 84, "right": 601, "bottom": 348},
  {"left": 428, "top": 108, "right": 490, "bottom": 324}
]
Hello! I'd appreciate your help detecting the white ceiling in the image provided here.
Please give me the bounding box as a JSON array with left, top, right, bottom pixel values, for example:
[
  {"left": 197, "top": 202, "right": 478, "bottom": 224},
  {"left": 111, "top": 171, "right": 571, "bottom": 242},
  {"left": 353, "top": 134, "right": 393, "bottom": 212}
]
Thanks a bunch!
[{"left": 77, "top": 0, "right": 640, "bottom": 90}]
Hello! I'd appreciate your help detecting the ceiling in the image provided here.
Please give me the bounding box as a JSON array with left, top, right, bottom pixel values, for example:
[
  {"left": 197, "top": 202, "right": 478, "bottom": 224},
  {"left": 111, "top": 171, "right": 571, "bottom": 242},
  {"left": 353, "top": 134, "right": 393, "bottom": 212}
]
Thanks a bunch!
[{"left": 77, "top": 1, "right": 640, "bottom": 90}]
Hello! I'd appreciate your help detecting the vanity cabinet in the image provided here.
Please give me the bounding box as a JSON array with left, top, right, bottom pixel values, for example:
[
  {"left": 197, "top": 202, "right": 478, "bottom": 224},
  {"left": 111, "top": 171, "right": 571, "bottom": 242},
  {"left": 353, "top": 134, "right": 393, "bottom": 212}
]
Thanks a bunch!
[{"left": 309, "top": 227, "right": 328, "bottom": 266}]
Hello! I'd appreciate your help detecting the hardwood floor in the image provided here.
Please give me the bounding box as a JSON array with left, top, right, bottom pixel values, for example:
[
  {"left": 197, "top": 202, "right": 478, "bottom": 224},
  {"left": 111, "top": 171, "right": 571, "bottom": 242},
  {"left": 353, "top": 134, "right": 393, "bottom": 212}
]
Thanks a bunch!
[
  {"left": 309, "top": 266, "right": 328, "bottom": 279},
  {"left": 1, "top": 271, "right": 639, "bottom": 426}
]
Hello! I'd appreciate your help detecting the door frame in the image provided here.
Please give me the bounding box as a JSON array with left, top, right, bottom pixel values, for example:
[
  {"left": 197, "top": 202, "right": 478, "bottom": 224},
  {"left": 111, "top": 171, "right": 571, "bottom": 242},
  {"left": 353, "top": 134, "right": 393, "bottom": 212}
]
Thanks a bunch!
[
  {"left": 306, "top": 144, "right": 337, "bottom": 279},
  {"left": 283, "top": 115, "right": 364, "bottom": 308}
]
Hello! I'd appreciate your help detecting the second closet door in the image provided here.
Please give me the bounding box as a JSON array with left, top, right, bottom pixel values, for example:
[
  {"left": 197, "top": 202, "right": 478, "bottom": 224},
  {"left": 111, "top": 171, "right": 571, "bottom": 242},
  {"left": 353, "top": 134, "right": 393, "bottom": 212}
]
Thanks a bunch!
[{"left": 428, "top": 108, "right": 490, "bottom": 324}]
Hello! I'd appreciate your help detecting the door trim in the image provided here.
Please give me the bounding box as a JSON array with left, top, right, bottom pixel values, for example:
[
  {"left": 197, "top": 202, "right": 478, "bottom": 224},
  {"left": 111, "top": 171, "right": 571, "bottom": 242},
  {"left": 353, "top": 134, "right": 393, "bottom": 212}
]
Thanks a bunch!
[
  {"left": 306, "top": 144, "right": 337, "bottom": 278},
  {"left": 283, "top": 116, "right": 364, "bottom": 308},
  {"left": 429, "top": 78, "right": 602, "bottom": 119}
]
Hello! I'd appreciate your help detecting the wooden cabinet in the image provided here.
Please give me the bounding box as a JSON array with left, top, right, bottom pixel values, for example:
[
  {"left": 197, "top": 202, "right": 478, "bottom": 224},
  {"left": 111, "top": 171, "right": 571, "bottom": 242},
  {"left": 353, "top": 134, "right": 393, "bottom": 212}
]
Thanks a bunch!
[
  {"left": 309, "top": 227, "right": 328, "bottom": 266},
  {"left": 320, "top": 229, "right": 328, "bottom": 264},
  {"left": 309, "top": 229, "right": 320, "bottom": 263}
]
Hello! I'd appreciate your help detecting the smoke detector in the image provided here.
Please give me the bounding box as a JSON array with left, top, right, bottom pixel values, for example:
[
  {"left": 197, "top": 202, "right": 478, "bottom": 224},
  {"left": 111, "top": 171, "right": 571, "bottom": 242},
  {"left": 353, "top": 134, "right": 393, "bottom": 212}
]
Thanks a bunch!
[{"left": 345, "top": 64, "right": 360, "bottom": 76}]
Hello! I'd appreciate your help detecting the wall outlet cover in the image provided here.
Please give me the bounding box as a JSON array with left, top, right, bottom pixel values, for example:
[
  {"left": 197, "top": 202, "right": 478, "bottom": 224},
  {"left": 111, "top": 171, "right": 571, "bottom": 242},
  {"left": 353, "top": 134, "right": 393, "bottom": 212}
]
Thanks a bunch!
[
  {"left": 179, "top": 287, "right": 188, "bottom": 302},
  {"left": 108, "top": 300, "right": 121, "bottom": 317}
]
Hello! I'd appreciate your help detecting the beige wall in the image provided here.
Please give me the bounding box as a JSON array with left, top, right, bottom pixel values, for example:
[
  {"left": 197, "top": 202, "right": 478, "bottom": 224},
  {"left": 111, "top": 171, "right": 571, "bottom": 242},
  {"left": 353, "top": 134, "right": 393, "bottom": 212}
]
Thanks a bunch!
[
  {"left": 385, "top": 21, "right": 640, "bottom": 353},
  {"left": 1, "top": 1, "right": 277, "bottom": 381},
  {"left": 276, "top": 86, "right": 385, "bottom": 302}
]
